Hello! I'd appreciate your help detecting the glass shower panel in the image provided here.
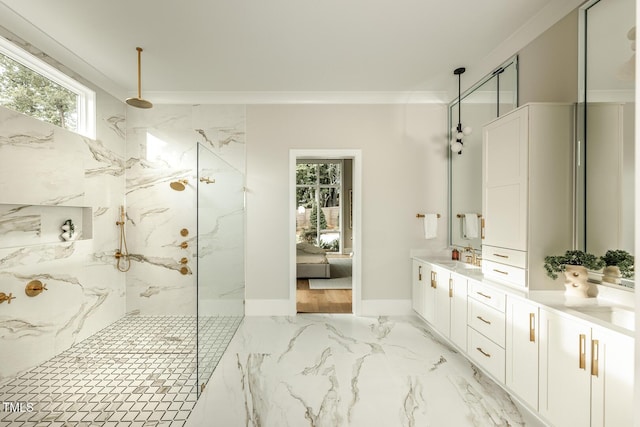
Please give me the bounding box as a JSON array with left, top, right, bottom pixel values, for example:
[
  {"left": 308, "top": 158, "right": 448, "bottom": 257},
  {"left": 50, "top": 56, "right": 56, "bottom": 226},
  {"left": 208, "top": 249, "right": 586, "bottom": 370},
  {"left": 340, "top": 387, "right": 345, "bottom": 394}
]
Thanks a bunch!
[{"left": 196, "top": 143, "right": 245, "bottom": 396}]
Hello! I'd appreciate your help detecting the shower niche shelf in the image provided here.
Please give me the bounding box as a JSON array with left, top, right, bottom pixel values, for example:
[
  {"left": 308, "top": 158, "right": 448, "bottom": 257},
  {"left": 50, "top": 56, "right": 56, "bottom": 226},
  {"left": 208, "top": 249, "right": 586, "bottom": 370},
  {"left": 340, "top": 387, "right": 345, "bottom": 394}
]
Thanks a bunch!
[{"left": 0, "top": 204, "right": 93, "bottom": 248}]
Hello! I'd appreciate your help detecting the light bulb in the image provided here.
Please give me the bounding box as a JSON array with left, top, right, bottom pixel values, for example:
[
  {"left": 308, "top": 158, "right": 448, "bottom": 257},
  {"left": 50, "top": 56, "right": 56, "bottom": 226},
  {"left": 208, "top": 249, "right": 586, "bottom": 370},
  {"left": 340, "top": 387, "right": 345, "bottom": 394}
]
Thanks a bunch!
[
  {"left": 463, "top": 126, "right": 472, "bottom": 135},
  {"left": 450, "top": 141, "right": 463, "bottom": 153}
]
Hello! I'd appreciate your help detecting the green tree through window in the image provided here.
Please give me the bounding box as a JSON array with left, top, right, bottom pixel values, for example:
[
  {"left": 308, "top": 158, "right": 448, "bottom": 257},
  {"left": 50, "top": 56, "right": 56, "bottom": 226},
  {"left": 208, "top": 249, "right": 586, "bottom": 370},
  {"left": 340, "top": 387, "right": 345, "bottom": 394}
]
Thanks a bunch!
[{"left": 0, "top": 52, "right": 78, "bottom": 131}]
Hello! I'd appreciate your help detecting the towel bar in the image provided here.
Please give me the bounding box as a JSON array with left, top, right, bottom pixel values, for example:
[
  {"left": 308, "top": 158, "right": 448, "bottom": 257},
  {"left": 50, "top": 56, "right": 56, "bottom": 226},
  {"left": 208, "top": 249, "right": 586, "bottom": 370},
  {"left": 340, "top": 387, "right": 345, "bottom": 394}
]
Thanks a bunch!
[
  {"left": 416, "top": 213, "right": 440, "bottom": 218},
  {"left": 456, "top": 213, "right": 482, "bottom": 218}
]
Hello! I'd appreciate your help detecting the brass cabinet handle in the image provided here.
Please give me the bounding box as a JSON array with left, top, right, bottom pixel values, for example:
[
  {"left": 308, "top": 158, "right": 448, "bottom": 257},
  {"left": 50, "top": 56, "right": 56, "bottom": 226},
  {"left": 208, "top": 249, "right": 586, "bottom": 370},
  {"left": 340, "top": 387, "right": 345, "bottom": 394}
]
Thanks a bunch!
[
  {"left": 579, "top": 334, "right": 586, "bottom": 370},
  {"left": 431, "top": 271, "right": 437, "bottom": 288},
  {"left": 476, "top": 292, "right": 492, "bottom": 299},
  {"left": 418, "top": 265, "right": 422, "bottom": 281},
  {"left": 476, "top": 316, "right": 491, "bottom": 325},
  {"left": 529, "top": 313, "right": 536, "bottom": 342},
  {"left": 481, "top": 218, "right": 485, "bottom": 239},
  {"left": 591, "top": 339, "right": 599, "bottom": 377},
  {"left": 494, "top": 253, "right": 509, "bottom": 258},
  {"left": 476, "top": 347, "right": 491, "bottom": 358},
  {"left": 449, "top": 278, "right": 453, "bottom": 298},
  {"left": 493, "top": 269, "right": 509, "bottom": 275}
]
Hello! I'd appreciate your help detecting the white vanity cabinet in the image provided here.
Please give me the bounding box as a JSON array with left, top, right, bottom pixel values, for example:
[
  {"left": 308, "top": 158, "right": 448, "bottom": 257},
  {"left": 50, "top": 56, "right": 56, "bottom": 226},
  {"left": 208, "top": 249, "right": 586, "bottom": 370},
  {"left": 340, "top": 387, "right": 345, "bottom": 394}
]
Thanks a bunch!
[
  {"left": 412, "top": 261, "right": 467, "bottom": 351},
  {"left": 411, "top": 259, "right": 431, "bottom": 321},
  {"left": 432, "top": 265, "right": 468, "bottom": 350},
  {"left": 449, "top": 272, "right": 468, "bottom": 351},
  {"left": 539, "top": 308, "right": 634, "bottom": 427},
  {"left": 466, "top": 280, "right": 506, "bottom": 383},
  {"left": 411, "top": 259, "right": 634, "bottom": 427},
  {"left": 505, "top": 296, "right": 539, "bottom": 411},
  {"left": 432, "top": 265, "right": 451, "bottom": 337},
  {"left": 482, "top": 103, "right": 574, "bottom": 290}
]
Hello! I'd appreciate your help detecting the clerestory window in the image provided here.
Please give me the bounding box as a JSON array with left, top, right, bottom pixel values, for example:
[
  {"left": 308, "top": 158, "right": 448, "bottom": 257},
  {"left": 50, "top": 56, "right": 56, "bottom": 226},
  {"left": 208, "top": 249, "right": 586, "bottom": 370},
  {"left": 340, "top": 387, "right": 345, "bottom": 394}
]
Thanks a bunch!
[{"left": 0, "top": 36, "right": 95, "bottom": 138}]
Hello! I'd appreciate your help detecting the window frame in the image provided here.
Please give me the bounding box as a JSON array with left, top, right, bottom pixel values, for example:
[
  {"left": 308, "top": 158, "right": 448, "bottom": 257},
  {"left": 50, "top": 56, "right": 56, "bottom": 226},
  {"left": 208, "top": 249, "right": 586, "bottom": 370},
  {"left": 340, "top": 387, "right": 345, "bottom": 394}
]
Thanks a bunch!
[
  {"left": 295, "top": 159, "right": 343, "bottom": 252},
  {"left": 0, "top": 36, "right": 96, "bottom": 139}
]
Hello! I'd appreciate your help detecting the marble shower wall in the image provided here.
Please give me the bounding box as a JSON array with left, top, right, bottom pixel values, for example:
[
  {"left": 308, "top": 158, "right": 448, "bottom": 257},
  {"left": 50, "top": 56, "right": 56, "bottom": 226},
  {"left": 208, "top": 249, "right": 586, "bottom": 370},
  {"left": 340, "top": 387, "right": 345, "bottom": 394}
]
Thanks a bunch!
[
  {"left": 0, "top": 93, "right": 127, "bottom": 380},
  {"left": 124, "top": 105, "right": 245, "bottom": 316}
]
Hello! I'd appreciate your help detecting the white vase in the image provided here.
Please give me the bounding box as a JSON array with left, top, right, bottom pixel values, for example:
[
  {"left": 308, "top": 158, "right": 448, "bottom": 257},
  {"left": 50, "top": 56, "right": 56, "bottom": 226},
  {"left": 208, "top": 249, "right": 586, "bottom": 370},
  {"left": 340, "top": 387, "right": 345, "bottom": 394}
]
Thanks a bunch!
[
  {"left": 563, "top": 265, "right": 591, "bottom": 298},
  {"left": 602, "top": 265, "right": 622, "bottom": 285}
]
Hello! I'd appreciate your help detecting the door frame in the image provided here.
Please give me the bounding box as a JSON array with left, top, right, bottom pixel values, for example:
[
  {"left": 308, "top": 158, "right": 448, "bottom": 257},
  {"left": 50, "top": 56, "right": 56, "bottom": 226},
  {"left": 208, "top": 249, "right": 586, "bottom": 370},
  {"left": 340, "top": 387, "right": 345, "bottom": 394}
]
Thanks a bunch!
[{"left": 289, "top": 149, "right": 362, "bottom": 315}]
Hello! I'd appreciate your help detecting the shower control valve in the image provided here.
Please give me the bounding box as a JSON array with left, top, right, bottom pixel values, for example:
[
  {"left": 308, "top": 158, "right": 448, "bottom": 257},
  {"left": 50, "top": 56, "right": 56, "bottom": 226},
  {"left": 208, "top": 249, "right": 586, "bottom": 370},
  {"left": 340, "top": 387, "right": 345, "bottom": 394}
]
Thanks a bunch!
[{"left": 0, "top": 292, "right": 16, "bottom": 304}]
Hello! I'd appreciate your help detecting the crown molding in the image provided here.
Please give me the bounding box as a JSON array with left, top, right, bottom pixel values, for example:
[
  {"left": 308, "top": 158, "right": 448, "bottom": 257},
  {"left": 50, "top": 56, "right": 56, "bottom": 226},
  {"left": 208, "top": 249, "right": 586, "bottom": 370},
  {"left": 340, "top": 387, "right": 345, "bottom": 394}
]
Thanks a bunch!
[{"left": 141, "top": 91, "right": 449, "bottom": 105}]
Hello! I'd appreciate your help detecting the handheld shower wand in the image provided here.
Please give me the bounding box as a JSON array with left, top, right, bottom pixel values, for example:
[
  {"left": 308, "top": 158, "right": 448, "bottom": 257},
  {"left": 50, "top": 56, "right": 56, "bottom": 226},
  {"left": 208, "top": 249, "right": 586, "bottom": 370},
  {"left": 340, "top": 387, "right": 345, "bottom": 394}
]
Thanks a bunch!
[{"left": 115, "top": 206, "right": 131, "bottom": 272}]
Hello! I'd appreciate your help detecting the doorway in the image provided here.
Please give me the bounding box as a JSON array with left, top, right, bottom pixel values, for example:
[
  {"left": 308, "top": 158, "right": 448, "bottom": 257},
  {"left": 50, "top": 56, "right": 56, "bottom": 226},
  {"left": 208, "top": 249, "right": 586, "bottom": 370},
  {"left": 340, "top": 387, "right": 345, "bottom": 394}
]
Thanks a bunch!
[{"left": 289, "top": 150, "right": 361, "bottom": 315}]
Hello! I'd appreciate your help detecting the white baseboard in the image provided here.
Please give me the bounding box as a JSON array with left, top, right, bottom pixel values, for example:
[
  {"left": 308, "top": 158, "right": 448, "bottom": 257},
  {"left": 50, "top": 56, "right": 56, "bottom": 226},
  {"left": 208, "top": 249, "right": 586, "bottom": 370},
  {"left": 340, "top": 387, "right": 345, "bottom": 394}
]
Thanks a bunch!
[
  {"left": 359, "top": 299, "right": 412, "bottom": 316},
  {"left": 245, "top": 299, "right": 293, "bottom": 316},
  {"left": 245, "top": 299, "right": 412, "bottom": 317}
]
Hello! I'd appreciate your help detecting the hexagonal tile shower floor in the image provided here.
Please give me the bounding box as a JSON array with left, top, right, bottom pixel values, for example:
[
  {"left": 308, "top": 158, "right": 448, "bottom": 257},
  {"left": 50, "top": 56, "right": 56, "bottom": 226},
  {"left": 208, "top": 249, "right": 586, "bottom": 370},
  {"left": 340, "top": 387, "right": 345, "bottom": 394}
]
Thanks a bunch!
[{"left": 0, "top": 314, "right": 242, "bottom": 426}]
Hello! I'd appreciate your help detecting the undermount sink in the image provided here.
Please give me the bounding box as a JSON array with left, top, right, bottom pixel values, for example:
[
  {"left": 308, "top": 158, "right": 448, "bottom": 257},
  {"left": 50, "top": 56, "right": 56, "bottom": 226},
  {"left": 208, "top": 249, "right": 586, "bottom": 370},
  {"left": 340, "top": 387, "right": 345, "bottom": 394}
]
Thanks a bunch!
[
  {"left": 571, "top": 305, "right": 635, "bottom": 331},
  {"left": 436, "top": 261, "right": 481, "bottom": 270}
]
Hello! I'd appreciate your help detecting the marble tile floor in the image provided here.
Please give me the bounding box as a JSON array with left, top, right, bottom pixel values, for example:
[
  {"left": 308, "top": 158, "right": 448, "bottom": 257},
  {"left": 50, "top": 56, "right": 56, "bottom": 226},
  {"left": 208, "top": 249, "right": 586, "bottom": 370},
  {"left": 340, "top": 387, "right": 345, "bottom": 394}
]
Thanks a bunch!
[
  {"left": 187, "top": 314, "right": 541, "bottom": 427},
  {"left": 0, "top": 314, "right": 242, "bottom": 427}
]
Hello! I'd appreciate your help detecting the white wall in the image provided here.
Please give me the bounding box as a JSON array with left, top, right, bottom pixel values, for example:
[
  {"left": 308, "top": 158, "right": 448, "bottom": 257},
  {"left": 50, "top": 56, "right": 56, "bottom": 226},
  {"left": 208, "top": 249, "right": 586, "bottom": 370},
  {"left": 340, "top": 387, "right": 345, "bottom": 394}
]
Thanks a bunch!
[{"left": 245, "top": 104, "right": 448, "bottom": 313}]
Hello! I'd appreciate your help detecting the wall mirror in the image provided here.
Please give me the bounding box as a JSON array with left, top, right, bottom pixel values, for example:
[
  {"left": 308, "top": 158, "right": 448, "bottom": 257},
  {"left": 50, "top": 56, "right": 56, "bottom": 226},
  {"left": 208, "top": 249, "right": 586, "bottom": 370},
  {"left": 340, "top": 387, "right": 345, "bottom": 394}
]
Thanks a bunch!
[
  {"left": 448, "top": 56, "right": 518, "bottom": 251},
  {"left": 577, "top": 0, "right": 635, "bottom": 288}
]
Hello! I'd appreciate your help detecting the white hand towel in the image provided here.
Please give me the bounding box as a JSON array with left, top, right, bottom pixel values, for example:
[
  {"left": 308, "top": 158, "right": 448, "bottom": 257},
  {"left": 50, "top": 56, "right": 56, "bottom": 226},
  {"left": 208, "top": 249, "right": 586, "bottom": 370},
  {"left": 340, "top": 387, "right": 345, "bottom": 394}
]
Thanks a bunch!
[
  {"left": 463, "top": 213, "right": 478, "bottom": 239},
  {"left": 423, "top": 214, "right": 438, "bottom": 239}
]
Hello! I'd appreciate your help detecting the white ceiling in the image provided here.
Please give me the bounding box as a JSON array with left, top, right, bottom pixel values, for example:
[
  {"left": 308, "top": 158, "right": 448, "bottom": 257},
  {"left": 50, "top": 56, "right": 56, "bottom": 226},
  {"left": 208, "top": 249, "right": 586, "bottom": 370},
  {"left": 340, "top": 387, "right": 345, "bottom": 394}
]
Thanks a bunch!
[{"left": 0, "top": 0, "right": 582, "bottom": 103}]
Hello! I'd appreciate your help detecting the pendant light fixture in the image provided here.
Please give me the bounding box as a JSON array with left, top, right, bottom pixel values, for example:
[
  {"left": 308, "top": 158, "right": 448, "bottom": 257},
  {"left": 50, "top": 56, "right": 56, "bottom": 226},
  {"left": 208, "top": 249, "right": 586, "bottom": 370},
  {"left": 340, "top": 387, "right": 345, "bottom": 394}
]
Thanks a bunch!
[
  {"left": 450, "top": 67, "right": 471, "bottom": 154},
  {"left": 125, "top": 47, "right": 153, "bottom": 109}
]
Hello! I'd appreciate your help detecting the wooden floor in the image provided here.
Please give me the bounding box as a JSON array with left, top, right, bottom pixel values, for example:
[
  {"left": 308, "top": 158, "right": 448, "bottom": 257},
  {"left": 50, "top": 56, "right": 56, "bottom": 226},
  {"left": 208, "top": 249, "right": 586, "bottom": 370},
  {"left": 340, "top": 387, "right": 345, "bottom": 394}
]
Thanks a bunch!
[{"left": 296, "top": 279, "right": 352, "bottom": 313}]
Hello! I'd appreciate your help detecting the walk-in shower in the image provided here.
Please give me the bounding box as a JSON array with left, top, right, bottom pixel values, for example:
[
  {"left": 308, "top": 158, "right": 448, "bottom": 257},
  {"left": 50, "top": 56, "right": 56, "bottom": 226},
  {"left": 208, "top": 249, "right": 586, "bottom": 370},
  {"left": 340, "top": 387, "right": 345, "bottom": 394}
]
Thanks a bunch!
[{"left": 0, "top": 141, "right": 245, "bottom": 425}]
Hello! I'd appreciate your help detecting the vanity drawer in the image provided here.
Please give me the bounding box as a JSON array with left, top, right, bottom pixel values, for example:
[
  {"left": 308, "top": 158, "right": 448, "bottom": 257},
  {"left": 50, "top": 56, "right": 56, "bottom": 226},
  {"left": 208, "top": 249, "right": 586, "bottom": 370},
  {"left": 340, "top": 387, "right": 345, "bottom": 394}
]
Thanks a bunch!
[
  {"left": 482, "top": 259, "right": 526, "bottom": 288},
  {"left": 468, "top": 298, "right": 505, "bottom": 348},
  {"left": 482, "top": 245, "right": 526, "bottom": 268},
  {"left": 467, "top": 327, "right": 505, "bottom": 383},
  {"left": 469, "top": 280, "right": 506, "bottom": 313}
]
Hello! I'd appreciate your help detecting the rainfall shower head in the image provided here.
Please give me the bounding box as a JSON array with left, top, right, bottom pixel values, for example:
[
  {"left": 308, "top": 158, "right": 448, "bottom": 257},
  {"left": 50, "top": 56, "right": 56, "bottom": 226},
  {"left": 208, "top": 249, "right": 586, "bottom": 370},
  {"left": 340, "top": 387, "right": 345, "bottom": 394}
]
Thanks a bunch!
[
  {"left": 125, "top": 47, "right": 153, "bottom": 109},
  {"left": 170, "top": 179, "right": 188, "bottom": 191}
]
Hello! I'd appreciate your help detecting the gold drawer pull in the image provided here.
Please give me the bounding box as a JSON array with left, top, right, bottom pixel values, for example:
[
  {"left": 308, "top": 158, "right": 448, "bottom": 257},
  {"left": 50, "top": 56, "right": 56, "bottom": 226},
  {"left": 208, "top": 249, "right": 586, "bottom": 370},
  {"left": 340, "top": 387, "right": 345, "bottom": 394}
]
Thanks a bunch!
[
  {"left": 418, "top": 265, "right": 422, "bottom": 281},
  {"left": 494, "top": 253, "right": 509, "bottom": 258},
  {"left": 493, "top": 269, "right": 509, "bottom": 275},
  {"left": 476, "top": 292, "right": 492, "bottom": 299},
  {"left": 431, "top": 271, "right": 437, "bottom": 288},
  {"left": 481, "top": 218, "right": 485, "bottom": 239},
  {"left": 591, "top": 340, "right": 599, "bottom": 377},
  {"left": 476, "top": 316, "right": 491, "bottom": 325},
  {"left": 449, "top": 278, "right": 453, "bottom": 298},
  {"left": 579, "top": 334, "right": 586, "bottom": 370},
  {"left": 529, "top": 313, "right": 536, "bottom": 342},
  {"left": 476, "top": 347, "right": 491, "bottom": 358}
]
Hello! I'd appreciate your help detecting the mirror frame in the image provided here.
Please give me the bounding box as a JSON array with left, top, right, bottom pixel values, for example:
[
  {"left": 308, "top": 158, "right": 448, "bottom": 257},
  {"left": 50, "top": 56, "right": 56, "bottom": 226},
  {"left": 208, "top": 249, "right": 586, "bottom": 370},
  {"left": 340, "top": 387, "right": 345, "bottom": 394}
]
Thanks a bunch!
[
  {"left": 577, "top": 0, "right": 635, "bottom": 289},
  {"left": 447, "top": 55, "right": 519, "bottom": 250}
]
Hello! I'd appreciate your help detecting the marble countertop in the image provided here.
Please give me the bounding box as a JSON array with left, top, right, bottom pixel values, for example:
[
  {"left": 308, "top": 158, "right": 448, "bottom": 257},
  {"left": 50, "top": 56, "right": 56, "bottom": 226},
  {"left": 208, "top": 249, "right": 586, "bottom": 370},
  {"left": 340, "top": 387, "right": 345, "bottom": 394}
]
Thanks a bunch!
[{"left": 412, "top": 256, "right": 635, "bottom": 337}]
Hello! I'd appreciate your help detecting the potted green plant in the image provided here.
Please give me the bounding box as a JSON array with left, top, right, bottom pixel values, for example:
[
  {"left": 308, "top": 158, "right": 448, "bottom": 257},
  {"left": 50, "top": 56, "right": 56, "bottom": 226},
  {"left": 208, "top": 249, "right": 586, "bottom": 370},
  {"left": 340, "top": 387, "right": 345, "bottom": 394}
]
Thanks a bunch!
[
  {"left": 600, "top": 250, "right": 634, "bottom": 284},
  {"left": 544, "top": 250, "right": 605, "bottom": 297}
]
